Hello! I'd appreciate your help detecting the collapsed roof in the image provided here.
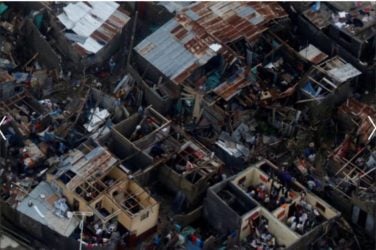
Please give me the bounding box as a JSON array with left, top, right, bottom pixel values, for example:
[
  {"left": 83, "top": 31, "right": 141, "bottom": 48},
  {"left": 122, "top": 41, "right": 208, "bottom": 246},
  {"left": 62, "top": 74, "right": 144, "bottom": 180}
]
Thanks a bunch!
[{"left": 135, "top": 2, "right": 287, "bottom": 85}]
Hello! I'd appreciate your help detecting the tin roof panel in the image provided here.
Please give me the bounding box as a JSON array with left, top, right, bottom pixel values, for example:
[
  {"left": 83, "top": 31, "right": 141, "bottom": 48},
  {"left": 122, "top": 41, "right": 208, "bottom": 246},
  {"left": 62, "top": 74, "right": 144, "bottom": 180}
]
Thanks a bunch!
[{"left": 135, "top": 2, "right": 287, "bottom": 84}]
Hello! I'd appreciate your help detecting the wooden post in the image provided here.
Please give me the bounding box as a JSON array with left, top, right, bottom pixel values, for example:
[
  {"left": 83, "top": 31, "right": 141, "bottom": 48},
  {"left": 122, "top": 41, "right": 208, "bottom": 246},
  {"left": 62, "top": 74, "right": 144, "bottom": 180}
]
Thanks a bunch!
[{"left": 126, "top": 11, "right": 139, "bottom": 71}]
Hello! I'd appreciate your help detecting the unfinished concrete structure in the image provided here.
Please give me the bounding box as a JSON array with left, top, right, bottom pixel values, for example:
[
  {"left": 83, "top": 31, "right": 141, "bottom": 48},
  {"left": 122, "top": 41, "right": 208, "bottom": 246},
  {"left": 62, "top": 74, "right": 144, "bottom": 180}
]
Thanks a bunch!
[
  {"left": 46, "top": 144, "right": 159, "bottom": 244},
  {"left": 204, "top": 159, "right": 340, "bottom": 249},
  {"left": 156, "top": 126, "right": 223, "bottom": 207},
  {"left": 101, "top": 105, "right": 223, "bottom": 208},
  {"left": 95, "top": 106, "right": 171, "bottom": 174}
]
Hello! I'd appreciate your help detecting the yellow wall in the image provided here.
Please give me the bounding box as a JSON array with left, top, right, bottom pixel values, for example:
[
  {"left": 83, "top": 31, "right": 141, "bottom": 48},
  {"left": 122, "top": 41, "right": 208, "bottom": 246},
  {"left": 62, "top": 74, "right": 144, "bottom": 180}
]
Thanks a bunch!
[
  {"left": 232, "top": 167, "right": 271, "bottom": 190},
  {"left": 106, "top": 167, "right": 128, "bottom": 180},
  {"left": 305, "top": 193, "right": 339, "bottom": 219},
  {"left": 240, "top": 207, "right": 260, "bottom": 240},
  {"left": 47, "top": 171, "right": 160, "bottom": 237},
  {"left": 240, "top": 207, "right": 299, "bottom": 247}
]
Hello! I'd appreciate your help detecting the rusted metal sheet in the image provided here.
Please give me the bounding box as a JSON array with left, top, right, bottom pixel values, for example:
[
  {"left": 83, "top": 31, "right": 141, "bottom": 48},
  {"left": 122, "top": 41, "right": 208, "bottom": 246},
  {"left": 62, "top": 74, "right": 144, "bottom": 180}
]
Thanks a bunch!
[
  {"left": 56, "top": 2, "right": 130, "bottom": 55},
  {"left": 136, "top": 2, "right": 287, "bottom": 85},
  {"left": 213, "top": 69, "right": 250, "bottom": 101}
]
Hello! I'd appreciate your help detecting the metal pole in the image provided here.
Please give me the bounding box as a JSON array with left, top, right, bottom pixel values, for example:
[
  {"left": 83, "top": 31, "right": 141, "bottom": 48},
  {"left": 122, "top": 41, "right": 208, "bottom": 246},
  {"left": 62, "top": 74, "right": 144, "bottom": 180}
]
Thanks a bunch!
[{"left": 79, "top": 216, "right": 85, "bottom": 250}]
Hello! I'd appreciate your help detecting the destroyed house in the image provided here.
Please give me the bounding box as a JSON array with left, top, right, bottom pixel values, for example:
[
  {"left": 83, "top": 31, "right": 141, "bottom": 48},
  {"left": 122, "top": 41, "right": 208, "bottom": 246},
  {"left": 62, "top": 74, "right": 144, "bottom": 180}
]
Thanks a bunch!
[
  {"left": 94, "top": 106, "right": 170, "bottom": 174},
  {"left": 56, "top": 87, "right": 128, "bottom": 140},
  {"left": 265, "top": 23, "right": 330, "bottom": 66},
  {"left": 329, "top": 140, "right": 375, "bottom": 197},
  {"left": 198, "top": 29, "right": 311, "bottom": 138},
  {"left": 327, "top": 98, "right": 376, "bottom": 194},
  {"left": 47, "top": 144, "right": 159, "bottom": 242},
  {"left": 0, "top": 91, "right": 47, "bottom": 137},
  {"left": 267, "top": 106, "right": 302, "bottom": 137},
  {"left": 243, "top": 31, "right": 310, "bottom": 103},
  {"left": 134, "top": 2, "right": 289, "bottom": 138},
  {"left": 33, "top": 1, "right": 130, "bottom": 67},
  {"left": 106, "top": 107, "right": 223, "bottom": 207},
  {"left": 327, "top": 98, "right": 376, "bottom": 237},
  {"left": 336, "top": 97, "right": 376, "bottom": 144},
  {"left": 204, "top": 159, "right": 340, "bottom": 249},
  {"left": 301, "top": 2, "right": 376, "bottom": 65},
  {"left": 113, "top": 106, "right": 170, "bottom": 150},
  {"left": 298, "top": 56, "right": 361, "bottom": 107},
  {"left": 134, "top": 2, "right": 287, "bottom": 86},
  {"left": 157, "top": 127, "right": 223, "bottom": 207},
  {"left": 204, "top": 31, "right": 309, "bottom": 106}
]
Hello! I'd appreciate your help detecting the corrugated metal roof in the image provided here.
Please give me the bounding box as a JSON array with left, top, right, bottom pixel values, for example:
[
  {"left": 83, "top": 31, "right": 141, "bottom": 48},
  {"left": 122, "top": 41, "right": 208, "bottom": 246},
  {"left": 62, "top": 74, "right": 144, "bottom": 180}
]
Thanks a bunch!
[
  {"left": 299, "top": 44, "right": 328, "bottom": 65},
  {"left": 318, "top": 56, "right": 362, "bottom": 83},
  {"left": 135, "top": 2, "right": 287, "bottom": 85},
  {"left": 56, "top": 2, "right": 130, "bottom": 55},
  {"left": 327, "top": 63, "right": 362, "bottom": 83},
  {"left": 135, "top": 18, "right": 215, "bottom": 83},
  {"left": 17, "top": 181, "right": 80, "bottom": 237},
  {"left": 159, "top": 2, "right": 193, "bottom": 13}
]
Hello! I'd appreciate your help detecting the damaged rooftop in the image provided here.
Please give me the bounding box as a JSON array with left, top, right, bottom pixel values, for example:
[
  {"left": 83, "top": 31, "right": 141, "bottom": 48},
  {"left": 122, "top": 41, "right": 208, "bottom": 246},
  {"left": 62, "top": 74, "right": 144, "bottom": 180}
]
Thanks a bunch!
[{"left": 0, "top": 1, "right": 375, "bottom": 250}]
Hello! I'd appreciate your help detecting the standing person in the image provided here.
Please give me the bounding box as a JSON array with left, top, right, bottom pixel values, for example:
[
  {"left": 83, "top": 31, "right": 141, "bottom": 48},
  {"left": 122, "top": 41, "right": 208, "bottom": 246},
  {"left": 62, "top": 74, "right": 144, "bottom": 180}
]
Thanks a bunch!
[{"left": 109, "top": 57, "right": 116, "bottom": 74}]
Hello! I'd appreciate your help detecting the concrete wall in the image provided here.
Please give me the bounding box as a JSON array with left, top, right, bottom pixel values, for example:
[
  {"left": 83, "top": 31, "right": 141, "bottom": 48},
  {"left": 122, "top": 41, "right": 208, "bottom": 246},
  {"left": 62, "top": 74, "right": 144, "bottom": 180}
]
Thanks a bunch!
[
  {"left": 98, "top": 130, "right": 134, "bottom": 160},
  {"left": 351, "top": 195, "right": 376, "bottom": 237},
  {"left": 23, "top": 19, "right": 60, "bottom": 69},
  {"left": 46, "top": 11, "right": 81, "bottom": 67},
  {"left": 296, "top": 15, "right": 375, "bottom": 82},
  {"left": 113, "top": 112, "right": 141, "bottom": 138},
  {"left": 128, "top": 65, "right": 175, "bottom": 115},
  {"left": 158, "top": 165, "right": 208, "bottom": 206},
  {"left": 1, "top": 203, "right": 86, "bottom": 250},
  {"left": 305, "top": 192, "right": 340, "bottom": 220},
  {"left": 98, "top": 129, "right": 153, "bottom": 172},
  {"left": 173, "top": 206, "right": 203, "bottom": 227},
  {"left": 327, "top": 25, "right": 363, "bottom": 59},
  {"left": 232, "top": 167, "right": 269, "bottom": 188},
  {"left": 239, "top": 207, "right": 261, "bottom": 240},
  {"left": 290, "top": 221, "right": 331, "bottom": 250},
  {"left": 203, "top": 182, "right": 241, "bottom": 235},
  {"left": 265, "top": 209, "right": 300, "bottom": 248}
]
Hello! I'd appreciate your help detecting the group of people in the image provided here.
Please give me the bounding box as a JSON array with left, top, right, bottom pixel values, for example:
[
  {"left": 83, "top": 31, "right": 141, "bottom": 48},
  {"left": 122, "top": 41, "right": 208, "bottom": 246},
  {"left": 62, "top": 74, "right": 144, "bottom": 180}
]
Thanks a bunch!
[
  {"left": 246, "top": 181, "right": 293, "bottom": 212},
  {"left": 246, "top": 217, "right": 285, "bottom": 250},
  {"left": 286, "top": 196, "right": 322, "bottom": 235}
]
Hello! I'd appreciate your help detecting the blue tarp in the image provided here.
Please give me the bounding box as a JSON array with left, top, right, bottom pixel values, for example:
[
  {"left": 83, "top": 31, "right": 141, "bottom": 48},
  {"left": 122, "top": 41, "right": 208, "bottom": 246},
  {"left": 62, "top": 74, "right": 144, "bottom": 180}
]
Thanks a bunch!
[
  {"left": 0, "top": 3, "right": 8, "bottom": 16},
  {"left": 12, "top": 72, "right": 30, "bottom": 83},
  {"left": 34, "top": 14, "right": 44, "bottom": 30},
  {"left": 302, "top": 81, "right": 317, "bottom": 96},
  {"left": 205, "top": 71, "right": 221, "bottom": 91}
]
